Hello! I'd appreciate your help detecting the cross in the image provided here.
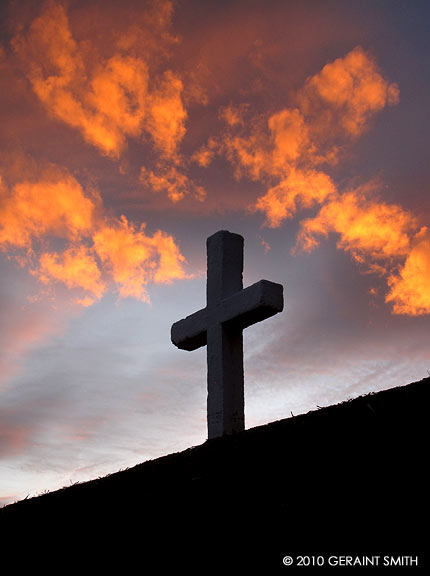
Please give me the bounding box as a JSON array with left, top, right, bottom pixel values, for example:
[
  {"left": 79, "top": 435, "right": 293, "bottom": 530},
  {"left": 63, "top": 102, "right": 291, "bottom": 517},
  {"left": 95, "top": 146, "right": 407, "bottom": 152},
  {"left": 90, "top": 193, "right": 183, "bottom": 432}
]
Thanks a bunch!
[{"left": 171, "top": 230, "right": 284, "bottom": 439}]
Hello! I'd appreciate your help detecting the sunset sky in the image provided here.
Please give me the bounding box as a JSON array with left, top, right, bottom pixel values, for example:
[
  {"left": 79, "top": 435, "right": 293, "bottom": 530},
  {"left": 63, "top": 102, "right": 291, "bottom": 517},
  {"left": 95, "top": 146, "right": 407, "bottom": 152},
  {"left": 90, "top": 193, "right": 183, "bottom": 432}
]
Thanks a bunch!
[{"left": 1, "top": 0, "right": 429, "bottom": 505}]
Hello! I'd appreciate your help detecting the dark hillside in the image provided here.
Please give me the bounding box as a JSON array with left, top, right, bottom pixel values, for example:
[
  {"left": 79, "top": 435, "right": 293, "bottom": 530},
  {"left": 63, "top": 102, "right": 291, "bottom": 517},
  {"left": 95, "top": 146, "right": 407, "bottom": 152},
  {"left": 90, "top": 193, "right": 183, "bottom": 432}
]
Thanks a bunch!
[{"left": 1, "top": 378, "right": 428, "bottom": 571}]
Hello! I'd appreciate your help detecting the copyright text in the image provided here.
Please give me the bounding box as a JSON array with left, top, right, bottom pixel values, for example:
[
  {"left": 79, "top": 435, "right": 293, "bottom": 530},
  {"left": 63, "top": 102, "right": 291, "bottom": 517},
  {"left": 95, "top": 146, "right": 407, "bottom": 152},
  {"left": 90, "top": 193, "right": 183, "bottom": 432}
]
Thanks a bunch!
[{"left": 282, "top": 555, "right": 419, "bottom": 567}]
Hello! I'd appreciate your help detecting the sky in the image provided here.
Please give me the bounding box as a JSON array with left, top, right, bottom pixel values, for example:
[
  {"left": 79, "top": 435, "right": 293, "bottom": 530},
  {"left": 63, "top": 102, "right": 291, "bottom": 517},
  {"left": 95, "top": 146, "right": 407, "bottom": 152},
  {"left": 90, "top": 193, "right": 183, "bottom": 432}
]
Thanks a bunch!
[{"left": 1, "top": 0, "right": 429, "bottom": 506}]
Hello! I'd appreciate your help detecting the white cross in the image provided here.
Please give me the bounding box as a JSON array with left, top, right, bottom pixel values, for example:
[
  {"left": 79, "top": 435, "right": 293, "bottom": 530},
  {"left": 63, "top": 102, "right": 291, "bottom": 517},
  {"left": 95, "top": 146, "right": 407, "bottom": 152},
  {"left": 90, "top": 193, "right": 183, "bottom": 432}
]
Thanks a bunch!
[{"left": 171, "top": 230, "right": 284, "bottom": 439}]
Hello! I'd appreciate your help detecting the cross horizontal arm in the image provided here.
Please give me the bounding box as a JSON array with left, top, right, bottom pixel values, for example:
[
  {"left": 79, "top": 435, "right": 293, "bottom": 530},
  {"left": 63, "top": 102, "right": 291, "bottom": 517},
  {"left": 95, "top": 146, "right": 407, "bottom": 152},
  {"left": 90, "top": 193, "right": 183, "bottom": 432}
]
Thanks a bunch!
[
  {"left": 171, "top": 280, "right": 283, "bottom": 351},
  {"left": 218, "top": 279, "right": 283, "bottom": 330},
  {"left": 171, "top": 308, "right": 207, "bottom": 351}
]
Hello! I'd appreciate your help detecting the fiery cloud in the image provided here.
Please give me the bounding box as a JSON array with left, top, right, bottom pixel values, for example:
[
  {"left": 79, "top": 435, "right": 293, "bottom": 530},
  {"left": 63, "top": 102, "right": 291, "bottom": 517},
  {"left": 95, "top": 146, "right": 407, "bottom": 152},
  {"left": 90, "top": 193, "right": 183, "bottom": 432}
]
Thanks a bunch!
[
  {"left": 293, "top": 184, "right": 430, "bottom": 316},
  {"left": 191, "top": 138, "right": 218, "bottom": 168},
  {"left": 386, "top": 228, "right": 430, "bottom": 316},
  {"left": 0, "top": 168, "right": 188, "bottom": 306},
  {"left": 13, "top": 0, "right": 186, "bottom": 160},
  {"left": 254, "top": 168, "right": 336, "bottom": 228},
  {"left": 37, "top": 246, "right": 106, "bottom": 307},
  {"left": 205, "top": 48, "right": 399, "bottom": 225},
  {"left": 140, "top": 163, "right": 206, "bottom": 203},
  {"left": 199, "top": 46, "right": 427, "bottom": 316},
  {"left": 269, "top": 109, "right": 310, "bottom": 168},
  {"left": 292, "top": 181, "right": 430, "bottom": 317},
  {"left": 296, "top": 186, "right": 417, "bottom": 266},
  {"left": 0, "top": 169, "right": 95, "bottom": 249},
  {"left": 1, "top": 1, "right": 191, "bottom": 307},
  {"left": 1, "top": 1, "right": 427, "bottom": 318},
  {"left": 147, "top": 71, "right": 187, "bottom": 158},
  {"left": 298, "top": 46, "right": 400, "bottom": 138},
  {"left": 93, "top": 216, "right": 188, "bottom": 302}
]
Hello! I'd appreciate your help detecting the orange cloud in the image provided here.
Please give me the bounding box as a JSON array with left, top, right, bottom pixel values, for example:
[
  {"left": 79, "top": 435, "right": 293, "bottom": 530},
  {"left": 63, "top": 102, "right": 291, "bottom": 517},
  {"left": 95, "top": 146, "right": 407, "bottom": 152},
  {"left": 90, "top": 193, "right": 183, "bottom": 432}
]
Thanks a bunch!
[
  {"left": 89, "top": 56, "right": 148, "bottom": 137},
  {"left": 223, "top": 130, "right": 270, "bottom": 182},
  {"left": 13, "top": 0, "right": 187, "bottom": 160},
  {"left": 386, "top": 228, "right": 430, "bottom": 316},
  {"left": 255, "top": 168, "right": 336, "bottom": 228},
  {"left": 296, "top": 186, "right": 417, "bottom": 268},
  {"left": 191, "top": 138, "right": 218, "bottom": 167},
  {"left": 37, "top": 246, "right": 106, "bottom": 306},
  {"left": 0, "top": 165, "right": 189, "bottom": 306},
  {"left": 294, "top": 185, "right": 430, "bottom": 316},
  {"left": 221, "top": 106, "right": 311, "bottom": 182},
  {"left": 140, "top": 163, "right": 206, "bottom": 203},
  {"left": 198, "top": 46, "right": 430, "bottom": 317},
  {"left": 219, "top": 105, "right": 246, "bottom": 128},
  {"left": 269, "top": 108, "right": 310, "bottom": 168},
  {"left": 209, "top": 47, "right": 400, "bottom": 227},
  {"left": 147, "top": 71, "right": 187, "bottom": 158},
  {"left": 299, "top": 46, "right": 399, "bottom": 138},
  {"left": 0, "top": 168, "right": 95, "bottom": 250},
  {"left": 6, "top": 6, "right": 425, "bottom": 320},
  {"left": 151, "top": 230, "right": 191, "bottom": 284},
  {"left": 93, "top": 216, "right": 189, "bottom": 302}
]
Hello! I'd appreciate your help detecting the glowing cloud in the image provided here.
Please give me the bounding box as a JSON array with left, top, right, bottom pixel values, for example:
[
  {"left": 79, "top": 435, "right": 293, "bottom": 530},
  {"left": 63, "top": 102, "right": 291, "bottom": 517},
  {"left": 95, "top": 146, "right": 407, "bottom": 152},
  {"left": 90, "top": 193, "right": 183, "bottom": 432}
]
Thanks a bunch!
[
  {"left": 0, "top": 167, "right": 188, "bottom": 306},
  {"left": 386, "top": 228, "right": 430, "bottom": 316},
  {"left": 299, "top": 46, "right": 400, "bottom": 138},
  {"left": 295, "top": 187, "right": 430, "bottom": 315},
  {"left": 269, "top": 108, "right": 310, "bottom": 168},
  {"left": 191, "top": 138, "right": 217, "bottom": 168},
  {"left": 37, "top": 246, "right": 106, "bottom": 306},
  {"left": 13, "top": 0, "right": 187, "bottom": 160},
  {"left": 140, "top": 163, "right": 206, "bottom": 203},
  {"left": 93, "top": 216, "right": 189, "bottom": 302},
  {"left": 147, "top": 71, "right": 187, "bottom": 158},
  {"left": 4, "top": 4, "right": 427, "bottom": 320},
  {"left": 255, "top": 168, "right": 336, "bottom": 228},
  {"left": 198, "top": 46, "right": 430, "bottom": 316},
  {"left": 0, "top": 169, "right": 95, "bottom": 250},
  {"left": 296, "top": 187, "right": 417, "bottom": 267},
  {"left": 212, "top": 47, "right": 400, "bottom": 226}
]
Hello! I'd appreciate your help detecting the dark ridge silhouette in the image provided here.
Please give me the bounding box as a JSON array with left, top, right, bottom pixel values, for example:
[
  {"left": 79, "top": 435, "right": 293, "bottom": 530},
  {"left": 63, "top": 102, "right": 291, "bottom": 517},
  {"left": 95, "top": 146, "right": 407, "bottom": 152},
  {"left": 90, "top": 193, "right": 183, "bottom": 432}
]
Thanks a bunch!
[{"left": 1, "top": 378, "right": 428, "bottom": 571}]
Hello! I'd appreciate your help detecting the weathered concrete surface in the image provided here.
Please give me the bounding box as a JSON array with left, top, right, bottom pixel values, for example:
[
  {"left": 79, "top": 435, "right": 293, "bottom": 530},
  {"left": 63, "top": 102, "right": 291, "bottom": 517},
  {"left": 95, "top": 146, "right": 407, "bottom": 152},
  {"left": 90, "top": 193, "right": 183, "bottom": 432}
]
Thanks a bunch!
[{"left": 171, "top": 230, "right": 284, "bottom": 439}]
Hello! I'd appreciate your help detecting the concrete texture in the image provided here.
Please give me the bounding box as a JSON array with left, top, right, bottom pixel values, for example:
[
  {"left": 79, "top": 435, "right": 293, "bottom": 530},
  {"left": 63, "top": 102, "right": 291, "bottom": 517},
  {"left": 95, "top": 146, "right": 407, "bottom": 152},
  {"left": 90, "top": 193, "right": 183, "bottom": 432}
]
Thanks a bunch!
[{"left": 171, "top": 230, "right": 283, "bottom": 439}]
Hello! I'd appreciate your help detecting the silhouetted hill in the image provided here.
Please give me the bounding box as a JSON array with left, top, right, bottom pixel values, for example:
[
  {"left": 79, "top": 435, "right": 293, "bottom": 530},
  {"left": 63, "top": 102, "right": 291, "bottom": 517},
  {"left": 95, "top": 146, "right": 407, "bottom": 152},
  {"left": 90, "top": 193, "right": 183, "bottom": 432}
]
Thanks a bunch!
[{"left": 1, "top": 378, "right": 428, "bottom": 571}]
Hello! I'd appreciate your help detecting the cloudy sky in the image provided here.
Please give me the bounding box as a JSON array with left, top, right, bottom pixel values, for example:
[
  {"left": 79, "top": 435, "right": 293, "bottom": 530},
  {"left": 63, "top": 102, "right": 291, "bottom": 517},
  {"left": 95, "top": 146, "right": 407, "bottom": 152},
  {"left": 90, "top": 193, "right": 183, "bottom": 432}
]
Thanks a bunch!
[{"left": 1, "top": 0, "right": 429, "bottom": 505}]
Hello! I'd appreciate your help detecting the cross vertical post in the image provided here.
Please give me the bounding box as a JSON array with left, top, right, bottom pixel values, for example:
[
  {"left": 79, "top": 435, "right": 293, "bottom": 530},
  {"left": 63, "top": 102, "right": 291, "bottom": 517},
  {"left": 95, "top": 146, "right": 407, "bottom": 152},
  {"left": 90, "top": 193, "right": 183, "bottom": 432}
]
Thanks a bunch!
[{"left": 206, "top": 232, "right": 244, "bottom": 438}]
